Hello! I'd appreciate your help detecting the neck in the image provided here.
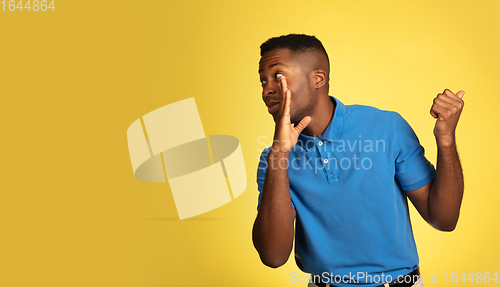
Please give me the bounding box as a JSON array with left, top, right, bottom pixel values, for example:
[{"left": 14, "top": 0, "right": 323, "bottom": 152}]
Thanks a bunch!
[{"left": 301, "top": 94, "right": 335, "bottom": 138}]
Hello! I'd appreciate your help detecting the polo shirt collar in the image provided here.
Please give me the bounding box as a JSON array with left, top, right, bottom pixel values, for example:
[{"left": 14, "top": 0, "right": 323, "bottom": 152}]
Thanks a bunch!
[{"left": 296, "top": 96, "right": 345, "bottom": 151}]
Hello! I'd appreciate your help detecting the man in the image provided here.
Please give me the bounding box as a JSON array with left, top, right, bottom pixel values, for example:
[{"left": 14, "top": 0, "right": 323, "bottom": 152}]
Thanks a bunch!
[{"left": 252, "top": 34, "right": 464, "bottom": 287}]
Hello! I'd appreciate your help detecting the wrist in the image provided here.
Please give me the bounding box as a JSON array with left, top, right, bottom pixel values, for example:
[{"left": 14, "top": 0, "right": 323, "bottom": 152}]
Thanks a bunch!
[
  {"left": 270, "top": 143, "right": 291, "bottom": 156},
  {"left": 435, "top": 135, "right": 456, "bottom": 149}
]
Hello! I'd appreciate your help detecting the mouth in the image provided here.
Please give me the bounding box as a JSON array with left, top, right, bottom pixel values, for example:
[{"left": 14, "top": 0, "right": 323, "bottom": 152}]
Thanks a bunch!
[{"left": 267, "top": 102, "right": 280, "bottom": 114}]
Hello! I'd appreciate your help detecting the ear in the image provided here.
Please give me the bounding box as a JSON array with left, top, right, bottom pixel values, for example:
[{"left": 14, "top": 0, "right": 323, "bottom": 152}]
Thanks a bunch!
[{"left": 312, "top": 69, "right": 327, "bottom": 89}]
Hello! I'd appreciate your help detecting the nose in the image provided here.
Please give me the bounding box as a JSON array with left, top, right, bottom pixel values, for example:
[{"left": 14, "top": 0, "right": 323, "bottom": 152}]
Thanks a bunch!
[{"left": 262, "top": 80, "right": 278, "bottom": 102}]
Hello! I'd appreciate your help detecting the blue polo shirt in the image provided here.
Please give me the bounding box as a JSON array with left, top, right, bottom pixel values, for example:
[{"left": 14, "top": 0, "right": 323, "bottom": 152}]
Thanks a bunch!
[{"left": 256, "top": 96, "right": 435, "bottom": 286}]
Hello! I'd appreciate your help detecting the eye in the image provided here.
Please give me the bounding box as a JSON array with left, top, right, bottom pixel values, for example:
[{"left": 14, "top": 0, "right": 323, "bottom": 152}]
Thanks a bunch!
[
  {"left": 261, "top": 79, "right": 267, "bottom": 85},
  {"left": 275, "top": 73, "right": 283, "bottom": 79}
]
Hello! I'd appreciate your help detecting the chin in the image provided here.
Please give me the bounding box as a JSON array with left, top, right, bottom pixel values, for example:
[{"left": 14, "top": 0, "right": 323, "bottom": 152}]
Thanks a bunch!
[{"left": 271, "top": 114, "right": 279, "bottom": 123}]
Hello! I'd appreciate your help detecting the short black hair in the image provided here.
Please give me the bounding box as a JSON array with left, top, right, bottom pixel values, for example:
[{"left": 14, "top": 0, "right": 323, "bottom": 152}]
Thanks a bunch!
[{"left": 260, "top": 34, "right": 329, "bottom": 62}]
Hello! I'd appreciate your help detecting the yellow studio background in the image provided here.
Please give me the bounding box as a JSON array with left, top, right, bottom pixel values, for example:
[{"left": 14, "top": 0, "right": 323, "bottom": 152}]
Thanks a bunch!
[{"left": 0, "top": 0, "right": 498, "bottom": 286}]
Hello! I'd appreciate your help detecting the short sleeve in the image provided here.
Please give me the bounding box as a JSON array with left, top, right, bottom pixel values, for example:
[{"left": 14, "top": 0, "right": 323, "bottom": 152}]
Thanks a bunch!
[
  {"left": 392, "top": 112, "right": 436, "bottom": 191},
  {"left": 256, "top": 147, "right": 295, "bottom": 211}
]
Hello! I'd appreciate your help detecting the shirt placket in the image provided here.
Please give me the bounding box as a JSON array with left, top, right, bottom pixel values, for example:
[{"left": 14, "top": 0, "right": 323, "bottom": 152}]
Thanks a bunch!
[{"left": 316, "top": 139, "right": 338, "bottom": 184}]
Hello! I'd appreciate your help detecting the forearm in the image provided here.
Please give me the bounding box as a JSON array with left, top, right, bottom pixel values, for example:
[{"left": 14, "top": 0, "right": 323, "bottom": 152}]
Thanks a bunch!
[
  {"left": 252, "top": 149, "right": 295, "bottom": 268},
  {"left": 429, "top": 140, "right": 464, "bottom": 231}
]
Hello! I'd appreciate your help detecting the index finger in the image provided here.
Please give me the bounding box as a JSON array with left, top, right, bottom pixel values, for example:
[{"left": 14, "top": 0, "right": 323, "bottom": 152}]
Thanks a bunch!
[
  {"left": 278, "top": 76, "right": 288, "bottom": 112},
  {"left": 279, "top": 76, "right": 288, "bottom": 94}
]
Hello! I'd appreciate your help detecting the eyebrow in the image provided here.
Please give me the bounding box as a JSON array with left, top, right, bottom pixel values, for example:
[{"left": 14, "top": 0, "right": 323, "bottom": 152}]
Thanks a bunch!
[{"left": 258, "top": 62, "right": 287, "bottom": 74}]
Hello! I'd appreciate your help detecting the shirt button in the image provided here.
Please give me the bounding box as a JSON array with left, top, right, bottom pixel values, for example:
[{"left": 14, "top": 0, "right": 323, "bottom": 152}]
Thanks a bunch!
[
  {"left": 324, "top": 158, "right": 329, "bottom": 163},
  {"left": 318, "top": 141, "right": 323, "bottom": 146}
]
